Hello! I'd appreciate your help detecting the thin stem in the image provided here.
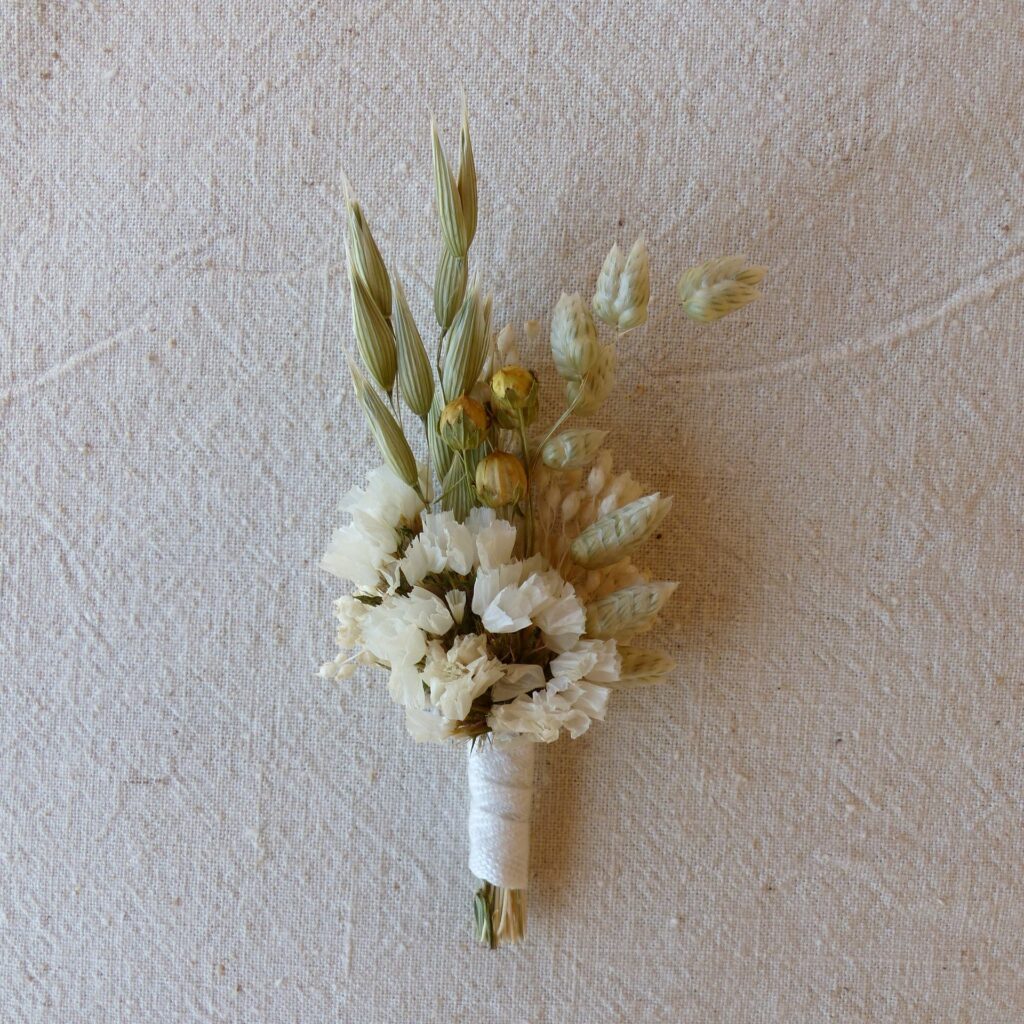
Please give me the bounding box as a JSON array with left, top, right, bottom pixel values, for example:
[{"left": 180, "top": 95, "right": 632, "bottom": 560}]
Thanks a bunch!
[
  {"left": 529, "top": 383, "right": 586, "bottom": 473},
  {"left": 517, "top": 409, "right": 534, "bottom": 556}
]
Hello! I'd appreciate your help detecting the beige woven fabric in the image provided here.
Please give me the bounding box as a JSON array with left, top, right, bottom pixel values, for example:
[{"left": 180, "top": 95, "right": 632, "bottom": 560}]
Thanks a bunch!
[{"left": 3, "top": 2, "right": 1023, "bottom": 1021}]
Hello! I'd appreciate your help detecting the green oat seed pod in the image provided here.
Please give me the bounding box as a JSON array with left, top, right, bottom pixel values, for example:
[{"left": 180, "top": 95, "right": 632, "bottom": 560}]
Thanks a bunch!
[
  {"left": 570, "top": 492, "right": 672, "bottom": 568},
  {"left": 441, "top": 280, "right": 486, "bottom": 401},
  {"left": 349, "top": 256, "right": 397, "bottom": 396},
  {"left": 346, "top": 199, "right": 392, "bottom": 318},
  {"left": 427, "top": 388, "right": 454, "bottom": 483},
  {"left": 431, "top": 118, "right": 469, "bottom": 259},
  {"left": 434, "top": 245, "right": 468, "bottom": 331},
  {"left": 349, "top": 357, "right": 418, "bottom": 488},
  {"left": 390, "top": 270, "right": 435, "bottom": 419},
  {"left": 457, "top": 94, "right": 478, "bottom": 248}
]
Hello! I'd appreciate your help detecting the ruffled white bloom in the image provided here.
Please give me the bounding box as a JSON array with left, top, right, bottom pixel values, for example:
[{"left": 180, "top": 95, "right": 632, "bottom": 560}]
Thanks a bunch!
[
  {"left": 401, "top": 587, "right": 455, "bottom": 635},
  {"left": 424, "top": 634, "right": 504, "bottom": 721},
  {"left": 465, "top": 507, "right": 517, "bottom": 570},
  {"left": 490, "top": 663, "right": 546, "bottom": 702},
  {"left": 489, "top": 681, "right": 610, "bottom": 742},
  {"left": 400, "top": 510, "right": 476, "bottom": 584},
  {"left": 445, "top": 589, "right": 467, "bottom": 624},
  {"left": 479, "top": 572, "right": 553, "bottom": 633},
  {"left": 331, "top": 595, "right": 369, "bottom": 648},
  {"left": 405, "top": 705, "right": 456, "bottom": 743},
  {"left": 549, "top": 638, "right": 620, "bottom": 684},
  {"left": 530, "top": 572, "right": 587, "bottom": 652},
  {"left": 321, "top": 466, "right": 424, "bottom": 588}
]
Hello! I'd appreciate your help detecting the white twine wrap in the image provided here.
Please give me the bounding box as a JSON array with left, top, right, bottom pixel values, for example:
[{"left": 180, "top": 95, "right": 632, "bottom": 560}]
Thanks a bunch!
[{"left": 467, "top": 737, "right": 536, "bottom": 890}]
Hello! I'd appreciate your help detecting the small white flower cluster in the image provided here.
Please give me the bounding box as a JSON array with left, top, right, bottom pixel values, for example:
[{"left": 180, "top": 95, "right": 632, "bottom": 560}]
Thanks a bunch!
[{"left": 320, "top": 465, "right": 627, "bottom": 745}]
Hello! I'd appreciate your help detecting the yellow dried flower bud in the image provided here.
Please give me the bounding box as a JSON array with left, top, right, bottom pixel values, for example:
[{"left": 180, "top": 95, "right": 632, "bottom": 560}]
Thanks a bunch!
[
  {"left": 439, "top": 395, "right": 489, "bottom": 452},
  {"left": 474, "top": 451, "right": 528, "bottom": 508},
  {"left": 489, "top": 365, "right": 538, "bottom": 428}
]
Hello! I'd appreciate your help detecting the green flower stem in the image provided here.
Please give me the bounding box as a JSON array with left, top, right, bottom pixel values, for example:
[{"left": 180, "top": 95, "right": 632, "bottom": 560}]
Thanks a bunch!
[{"left": 517, "top": 410, "right": 534, "bottom": 556}]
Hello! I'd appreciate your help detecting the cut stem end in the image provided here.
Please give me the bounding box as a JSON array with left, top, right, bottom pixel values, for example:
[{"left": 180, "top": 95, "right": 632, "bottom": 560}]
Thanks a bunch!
[{"left": 473, "top": 882, "right": 526, "bottom": 949}]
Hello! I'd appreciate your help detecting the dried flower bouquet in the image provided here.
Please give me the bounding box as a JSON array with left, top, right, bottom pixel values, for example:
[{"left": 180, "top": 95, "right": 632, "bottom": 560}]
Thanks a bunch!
[{"left": 319, "top": 102, "right": 764, "bottom": 947}]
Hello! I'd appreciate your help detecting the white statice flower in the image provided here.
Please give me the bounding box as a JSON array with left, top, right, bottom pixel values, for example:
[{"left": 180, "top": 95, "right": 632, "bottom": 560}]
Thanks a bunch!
[
  {"left": 549, "top": 638, "right": 621, "bottom": 684},
  {"left": 321, "top": 466, "right": 424, "bottom": 588},
  {"left": 445, "top": 589, "right": 467, "bottom": 624},
  {"left": 405, "top": 706, "right": 456, "bottom": 743},
  {"left": 423, "top": 634, "right": 504, "bottom": 721},
  {"left": 331, "top": 594, "right": 369, "bottom": 649},
  {"left": 465, "top": 507, "right": 517, "bottom": 570},
  {"left": 490, "top": 663, "right": 546, "bottom": 702},
  {"left": 400, "top": 510, "right": 476, "bottom": 584},
  {"left": 478, "top": 572, "right": 553, "bottom": 633},
  {"left": 471, "top": 559, "right": 587, "bottom": 651},
  {"left": 489, "top": 681, "right": 610, "bottom": 742},
  {"left": 471, "top": 561, "right": 529, "bottom": 619},
  {"left": 401, "top": 587, "right": 455, "bottom": 635},
  {"left": 529, "top": 571, "right": 587, "bottom": 652}
]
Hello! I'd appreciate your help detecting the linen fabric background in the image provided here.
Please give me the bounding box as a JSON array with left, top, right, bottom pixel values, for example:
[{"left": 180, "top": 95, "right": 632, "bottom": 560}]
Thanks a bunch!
[{"left": 3, "top": 2, "right": 1023, "bottom": 1021}]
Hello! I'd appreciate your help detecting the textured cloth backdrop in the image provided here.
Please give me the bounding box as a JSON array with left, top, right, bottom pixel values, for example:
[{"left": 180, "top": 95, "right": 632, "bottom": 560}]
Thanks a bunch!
[{"left": 3, "top": 2, "right": 1023, "bottom": 1022}]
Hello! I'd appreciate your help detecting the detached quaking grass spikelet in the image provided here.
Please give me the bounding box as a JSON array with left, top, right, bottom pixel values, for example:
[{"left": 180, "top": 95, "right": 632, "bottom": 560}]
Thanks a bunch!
[{"left": 677, "top": 256, "right": 766, "bottom": 322}]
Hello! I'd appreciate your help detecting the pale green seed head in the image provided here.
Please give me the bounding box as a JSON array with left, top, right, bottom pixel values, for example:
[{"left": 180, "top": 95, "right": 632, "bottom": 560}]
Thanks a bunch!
[
  {"left": 433, "top": 245, "right": 467, "bottom": 331},
  {"left": 550, "top": 292, "right": 598, "bottom": 381},
  {"left": 610, "top": 646, "right": 676, "bottom": 688},
  {"left": 570, "top": 492, "right": 672, "bottom": 569},
  {"left": 678, "top": 256, "right": 766, "bottom": 322},
  {"left": 540, "top": 428, "right": 608, "bottom": 470},
  {"left": 566, "top": 343, "right": 615, "bottom": 417},
  {"left": 441, "top": 280, "right": 486, "bottom": 401},
  {"left": 457, "top": 94, "right": 477, "bottom": 249},
  {"left": 585, "top": 582, "right": 678, "bottom": 640},
  {"left": 346, "top": 200, "right": 392, "bottom": 318},
  {"left": 592, "top": 236, "right": 650, "bottom": 332}
]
